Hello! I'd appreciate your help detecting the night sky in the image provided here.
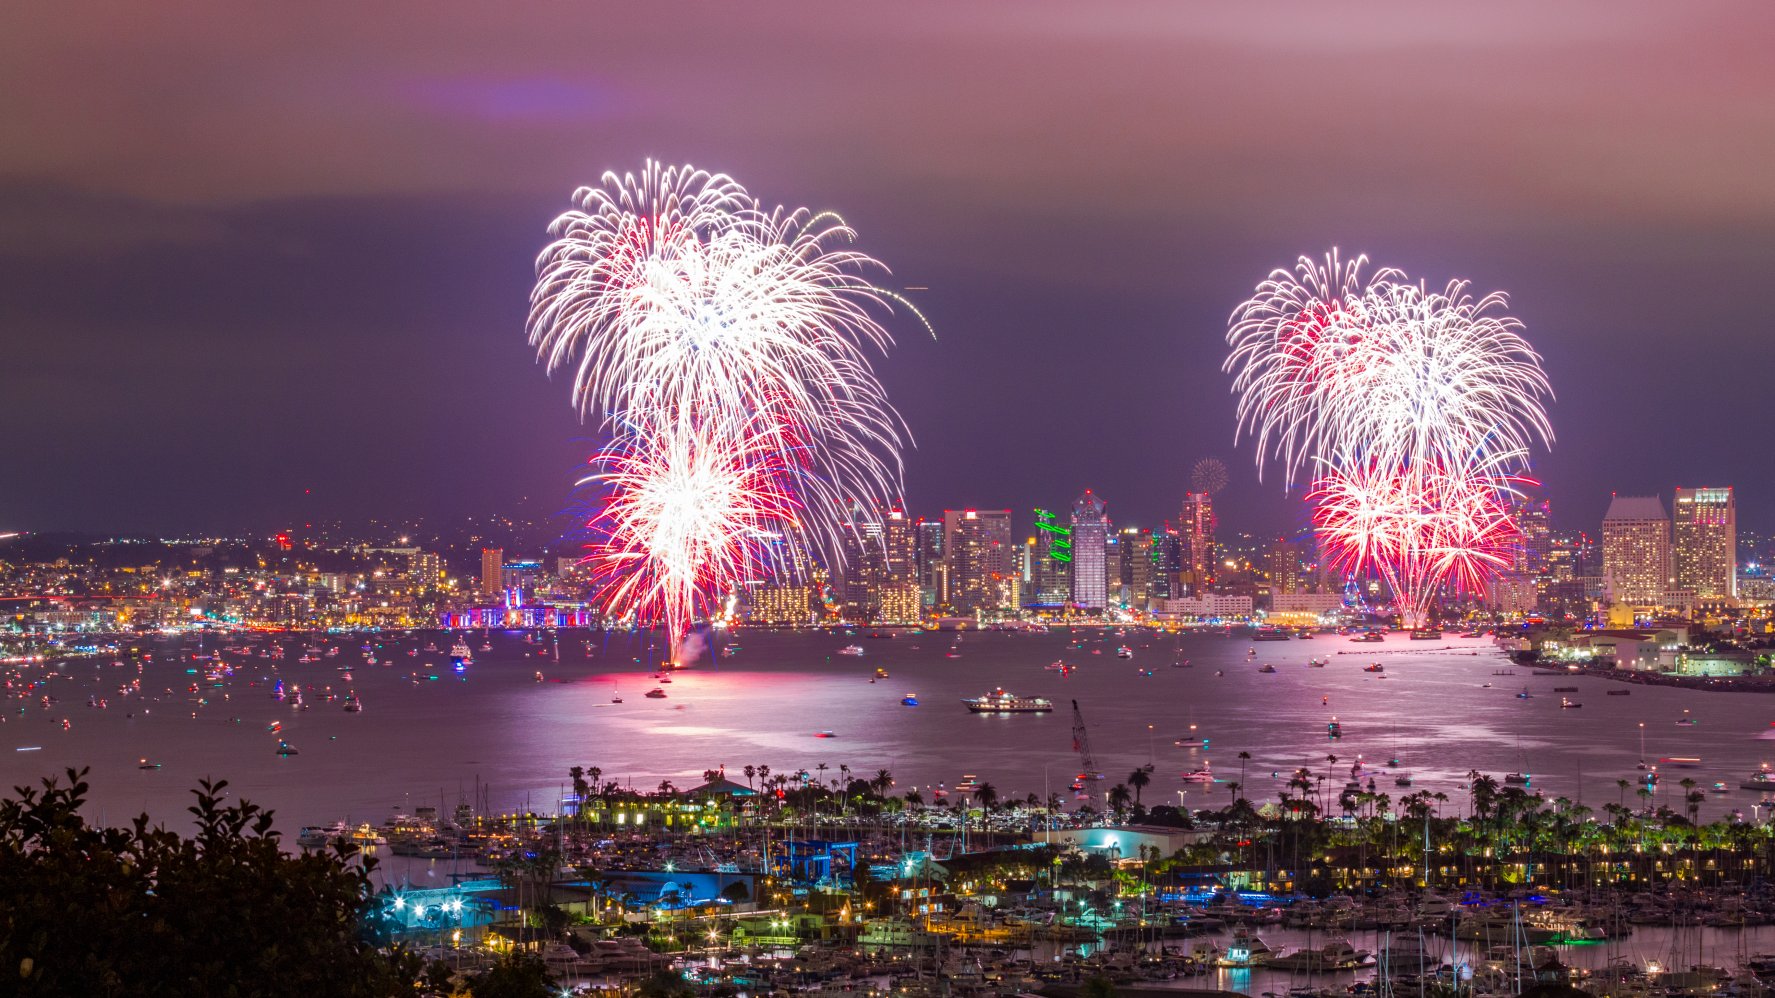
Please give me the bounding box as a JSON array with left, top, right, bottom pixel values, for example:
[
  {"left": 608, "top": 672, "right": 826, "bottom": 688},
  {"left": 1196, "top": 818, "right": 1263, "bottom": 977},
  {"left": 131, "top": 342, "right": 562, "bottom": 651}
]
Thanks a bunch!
[{"left": 5, "top": 3, "right": 1774, "bottom": 538}]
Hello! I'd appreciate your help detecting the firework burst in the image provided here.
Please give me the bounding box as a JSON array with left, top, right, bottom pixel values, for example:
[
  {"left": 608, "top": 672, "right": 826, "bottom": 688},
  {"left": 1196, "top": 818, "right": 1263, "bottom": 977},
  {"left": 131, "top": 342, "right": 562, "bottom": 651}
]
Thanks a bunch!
[
  {"left": 530, "top": 161, "right": 921, "bottom": 647},
  {"left": 1228, "top": 250, "right": 1552, "bottom": 626}
]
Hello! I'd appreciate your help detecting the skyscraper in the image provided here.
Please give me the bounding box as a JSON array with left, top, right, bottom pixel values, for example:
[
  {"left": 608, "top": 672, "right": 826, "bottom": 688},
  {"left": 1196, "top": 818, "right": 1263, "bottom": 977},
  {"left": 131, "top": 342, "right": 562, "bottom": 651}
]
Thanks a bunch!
[
  {"left": 1265, "top": 537, "right": 1303, "bottom": 595},
  {"left": 1027, "top": 509, "right": 1072, "bottom": 607},
  {"left": 914, "top": 519, "right": 944, "bottom": 610},
  {"left": 1673, "top": 486, "right": 1736, "bottom": 599},
  {"left": 1070, "top": 490, "right": 1108, "bottom": 611},
  {"left": 1179, "top": 492, "right": 1217, "bottom": 593},
  {"left": 480, "top": 547, "right": 504, "bottom": 598},
  {"left": 1601, "top": 495, "right": 1670, "bottom": 605},
  {"left": 942, "top": 509, "right": 1014, "bottom": 615}
]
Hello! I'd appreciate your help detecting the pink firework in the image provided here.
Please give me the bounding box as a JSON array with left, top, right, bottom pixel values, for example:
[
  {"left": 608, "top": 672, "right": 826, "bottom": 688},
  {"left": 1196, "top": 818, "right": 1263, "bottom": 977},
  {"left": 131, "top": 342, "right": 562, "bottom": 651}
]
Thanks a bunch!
[{"left": 579, "top": 407, "right": 806, "bottom": 654}]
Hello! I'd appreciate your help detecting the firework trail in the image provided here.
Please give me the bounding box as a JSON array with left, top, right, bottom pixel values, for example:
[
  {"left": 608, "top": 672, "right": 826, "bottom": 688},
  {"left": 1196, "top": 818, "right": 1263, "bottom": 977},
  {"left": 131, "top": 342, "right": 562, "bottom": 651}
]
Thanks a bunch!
[
  {"left": 1227, "top": 250, "right": 1552, "bottom": 625},
  {"left": 529, "top": 161, "right": 922, "bottom": 647}
]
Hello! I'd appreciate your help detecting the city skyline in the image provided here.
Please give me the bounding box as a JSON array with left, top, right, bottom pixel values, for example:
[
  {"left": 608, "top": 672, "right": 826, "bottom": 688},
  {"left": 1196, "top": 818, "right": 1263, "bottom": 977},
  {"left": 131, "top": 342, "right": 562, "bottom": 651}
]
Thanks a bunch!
[{"left": 6, "top": 4, "right": 1775, "bottom": 535}]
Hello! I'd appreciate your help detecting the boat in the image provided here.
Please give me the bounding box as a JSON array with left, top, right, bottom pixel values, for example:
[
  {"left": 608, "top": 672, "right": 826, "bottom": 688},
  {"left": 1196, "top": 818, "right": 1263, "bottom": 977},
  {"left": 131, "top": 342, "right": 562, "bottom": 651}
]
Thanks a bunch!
[
  {"left": 276, "top": 741, "right": 299, "bottom": 756},
  {"left": 1606, "top": 689, "right": 1631, "bottom": 696},
  {"left": 1217, "top": 928, "right": 1277, "bottom": 967},
  {"left": 343, "top": 694, "right": 363, "bottom": 712},
  {"left": 1181, "top": 764, "right": 1214, "bottom": 783},
  {"left": 900, "top": 693, "right": 919, "bottom": 706},
  {"left": 610, "top": 692, "right": 623, "bottom": 703},
  {"left": 1266, "top": 939, "right": 1369, "bottom": 972},
  {"left": 1363, "top": 663, "right": 1384, "bottom": 673},
  {"left": 1308, "top": 657, "right": 1327, "bottom": 667},
  {"left": 1355, "top": 631, "right": 1385, "bottom": 643},
  {"left": 1740, "top": 768, "right": 1775, "bottom": 792},
  {"left": 295, "top": 822, "right": 346, "bottom": 848},
  {"left": 1560, "top": 697, "right": 1581, "bottom": 709},
  {"left": 1552, "top": 686, "right": 1578, "bottom": 692},
  {"left": 1115, "top": 645, "right": 1134, "bottom": 658},
  {"left": 645, "top": 688, "right": 667, "bottom": 699},
  {"left": 1504, "top": 772, "right": 1530, "bottom": 784},
  {"left": 1394, "top": 775, "right": 1412, "bottom": 787},
  {"left": 1661, "top": 756, "right": 1702, "bottom": 768},
  {"left": 814, "top": 730, "right": 836, "bottom": 738},
  {"left": 1252, "top": 629, "right": 1292, "bottom": 642},
  {"left": 1516, "top": 687, "right": 1533, "bottom": 699},
  {"left": 875, "top": 667, "right": 889, "bottom": 679},
  {"left": 1676, "top": 710, "right": 1696, "bottom": 726},
  {"left": 138, "top": 758, "right": 161, "bottom": 770},
  {"left": 1327, "top": 718, "right": 1343, "bottom": 738},
  {"left": 962, "top": 688, "right": 1054, "bottom": 713},
  {"left": 449, "top": 640, "right": 472, "bottom": 665},
  {"left": 1257, "top": 663, "right": 1277, "bottom": 673},
  {"left": 1409, "top": 629, "right": 1443, "bottom": 640},
  {"left": 837, "top": 645, "right": 865, "bottom": 657}
]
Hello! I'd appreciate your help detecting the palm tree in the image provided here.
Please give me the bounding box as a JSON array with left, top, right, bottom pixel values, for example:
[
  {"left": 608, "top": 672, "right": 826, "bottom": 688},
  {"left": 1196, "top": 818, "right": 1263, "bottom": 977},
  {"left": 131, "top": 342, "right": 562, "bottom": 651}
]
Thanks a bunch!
[
  {"left": 1128, "top": 767, "right": 1152, "bottom": 808},
  {"left": 743, "top": 764, "right": 756, "bottom": 791},
  {"left": 873, "top": 768, "right": 894, "bottom": 798},
  {"left": 1238, "top": 751, "right": 1252, "bottom": 796},
  {"left": 976, "top": 782, "right": 999, "bottom": 813},
  {"left": 1108, "top": 783, "right": 1132, "bottom": 818}
]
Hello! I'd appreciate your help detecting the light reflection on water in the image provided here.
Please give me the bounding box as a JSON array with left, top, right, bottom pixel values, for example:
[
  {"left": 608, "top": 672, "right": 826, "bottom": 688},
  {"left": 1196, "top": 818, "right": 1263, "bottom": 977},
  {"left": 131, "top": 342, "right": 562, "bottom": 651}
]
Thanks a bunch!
[{"left": 9, "top": 628, "right": 1775, "bottom": 831}]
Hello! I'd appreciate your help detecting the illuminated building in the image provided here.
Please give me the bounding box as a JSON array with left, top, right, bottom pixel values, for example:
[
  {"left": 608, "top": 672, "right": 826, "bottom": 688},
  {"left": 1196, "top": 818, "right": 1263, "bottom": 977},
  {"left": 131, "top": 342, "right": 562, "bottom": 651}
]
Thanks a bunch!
[
  {"left": 1025, "top": 510, "right": 1071, "bottom": 608},
  {"left": 1509, "top": 493, "right": 1552, "bottom": 577},
  {"left": 1602, "top": 495, "right": 1670, "bottom": 605},
  {"left": 479, "top": 548, "right": 503, "bottom": 598},
  {"left": 838, "top": 506, "right": 922, "bottom": 624},
  {"left": 1069, "top": 490, "right": 1108, "bottom": 611},
  {"left": 747, "top": 582, "right": 814, "bottom": 626},
  {"left": 1179, "top": 492, "right": 1217, "bottom": 593},
  {"left": 1673, "top": 486, "right": 1736, "bottom": 599},
  {"left": 942, "top": 509, "right": 1013, "bottom": 615},
  {"left": 407, "top": 550, "right": 441, "bottom": 591},
  {"left": 914, "top": 519, "right": 944, "bottom": 610},
  {"left": 1118, "top": 527, "right": 1152, "bottom": 609},
  {"left": 1264, "top": 537, "right": 1303, "bottom": 595}
]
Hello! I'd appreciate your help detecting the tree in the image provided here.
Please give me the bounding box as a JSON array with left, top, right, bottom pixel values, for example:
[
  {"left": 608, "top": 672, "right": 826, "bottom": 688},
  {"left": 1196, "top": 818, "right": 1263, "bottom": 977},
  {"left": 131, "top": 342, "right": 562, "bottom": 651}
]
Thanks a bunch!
[
  {"left": 0, "top": 768, "right": 420, "bottom": 997},
  {"left": 467, "top": 950, "right": 556, "bottom": 998},
  {"left": 743, "top": 764, "right": 756, "bottom": 791},
  {"left": 1107, "top": 783, "right": 1132, "bottom": 818},
  {"left": 1127, "top": 767, "right": 1151, "bottom": 808}
]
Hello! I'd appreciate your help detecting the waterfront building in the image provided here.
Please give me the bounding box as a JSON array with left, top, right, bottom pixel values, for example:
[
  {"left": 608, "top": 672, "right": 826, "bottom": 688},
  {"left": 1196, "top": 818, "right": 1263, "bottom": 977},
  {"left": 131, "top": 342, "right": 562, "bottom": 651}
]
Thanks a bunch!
[
  {"left": 1025, "top": 509, "right": 1071, "bottom": 608},
  {"left": 1179, "top": 492, "right": 1216, "bottom": 593},
  {"left": 479, "top": 547, "right": 503, "bottom": 598},
  {"left": 1160, "top": 593, "right": 1253, "bottom": 619},
  {"left": 941, "top": 509, "right": 1014, "bottom": 615},
  {"left": 914, "top": 519, "right": 943, "bottom": 610},
  {"left": 747, "top": 582, "right": 814, "bottom": 626},
  {"left": 838, "top": 506, "right": 923, "bottom": 625},
  {"left": 1118, "top": 527, "right": 1154, "bottom": 610},
  {"left": 1673, "top": 486, "right": 1737, "bottom": 600},
  {"left": 1069, "top": 490, "right": 1108, "bottom": 611},
  {"left": 1602, "top": 495, "right": 1670, "bottom": 606}
]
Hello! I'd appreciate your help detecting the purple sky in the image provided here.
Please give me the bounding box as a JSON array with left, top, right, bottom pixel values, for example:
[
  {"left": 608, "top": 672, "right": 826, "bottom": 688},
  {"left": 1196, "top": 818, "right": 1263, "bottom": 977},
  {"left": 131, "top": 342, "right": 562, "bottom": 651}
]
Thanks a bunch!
[{"left": 4, "top": 3, "right": 1774, "bottom": 537}]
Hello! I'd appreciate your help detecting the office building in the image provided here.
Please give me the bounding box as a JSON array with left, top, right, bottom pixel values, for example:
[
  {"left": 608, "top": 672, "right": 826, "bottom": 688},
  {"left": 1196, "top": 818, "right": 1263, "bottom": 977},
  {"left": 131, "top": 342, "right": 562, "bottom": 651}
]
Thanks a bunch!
[
  {"left": 942, "top": 509, "right": 1014, "bottom": 615},
  {"left": 1602, "top": 495, "right": 1670, "bottom": 605},
  {"left": 1179, "top": 492, "right": 1217, "bottom": 593},
  {"left": 1265, "top": 537, "right": 1303, "bottom": 596},
  {"left": 1026, "top": 509, "right": 1072, "bottom": 608},
  {"left": 914, "top": 519, "right": 944, "bottom": 610},
  {"left": 1070, "top": 490, "right": 1108, "bottom": 611},
  {"left": 1673, "top": 486, "right": 1736, "bottom": 599},
  {"left": 480, "top": 548, "right": 503, "bottom": 598}
]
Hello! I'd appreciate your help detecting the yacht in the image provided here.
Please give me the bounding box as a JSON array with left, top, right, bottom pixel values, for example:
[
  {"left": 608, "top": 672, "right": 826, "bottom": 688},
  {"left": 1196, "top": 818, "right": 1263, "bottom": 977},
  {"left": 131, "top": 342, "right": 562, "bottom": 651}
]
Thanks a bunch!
[
  {"left": 1327, "top": 718, "right": 1343, "bottom": 738},
  {"left": 276, "top": 741, "right": 299, "bottom": 756},
  {"left": 1504, "top": 772, "right": 1530, "bottom": 785},
  {"left": 645, "top": 688, "right": 667, "bottom": 699},
  {"left": 1355, "top": 631, "right": 1385, "bottom": 643},
  {"left": 1560, "top": 697, "right": 1582, "bottom": 709},
  {"left": 1257, "top": 663, "right": 1278, "bottom": 673},
  {"left": 1741, "top": 767, "right": 1775, "bottom": 792},
  {"left": 1409, "top": 629, "right": 1443, "bottom": 640},
  {"left": 837, "top": 644, "right": 865, "bottom": 657},
  {"left": 296, "top": 822, "right": 346, "bottom": 848},
  {"left": 449, "top": 640, "right": 473, "bottom": 665},
  {"left": 1181, "top": 763, "right": 1215, "bottom": 783},
  {"left": 962, "top": 688, "right": 1053, "bottom": 713},
  {"left": 900, "top": 692, "right": 919, "bottom": 706},
  {"left": 1363, "top": 663, "right": 1384, "bottom": 672},
  {"left": 1116, "top": 645, "right": 1134, "bottom": 658}
]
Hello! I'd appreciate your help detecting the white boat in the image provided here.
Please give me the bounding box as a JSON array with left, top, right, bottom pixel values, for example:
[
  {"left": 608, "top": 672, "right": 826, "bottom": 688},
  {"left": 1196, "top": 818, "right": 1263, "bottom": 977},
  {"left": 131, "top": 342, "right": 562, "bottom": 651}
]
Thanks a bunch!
[
  {"left": 837, "top": 645, "right": 865, "bottom": 657},
  {"left": 962, "top": 688, "right": 1053, "bottom": 713},
  {"left": 449, "top": 640, "right": 473, "bottom": 665},
  {"left": 296, "top": 822, "right": 346, "bottom": 848}
]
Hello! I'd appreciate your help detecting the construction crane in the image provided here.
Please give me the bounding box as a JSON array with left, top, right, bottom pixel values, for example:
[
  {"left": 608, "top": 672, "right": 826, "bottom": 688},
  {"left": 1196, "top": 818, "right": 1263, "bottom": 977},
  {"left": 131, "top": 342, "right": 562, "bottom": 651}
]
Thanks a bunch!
[{"left": 1071, "top": 700, "right": 1105, "bottom": 783}]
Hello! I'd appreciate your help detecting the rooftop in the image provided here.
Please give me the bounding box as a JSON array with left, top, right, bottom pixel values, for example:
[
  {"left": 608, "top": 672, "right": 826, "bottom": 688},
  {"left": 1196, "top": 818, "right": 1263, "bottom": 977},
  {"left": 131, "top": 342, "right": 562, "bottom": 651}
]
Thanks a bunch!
[{"left": 1604, "top": 495, "right": 1668, "bottom": 522}]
